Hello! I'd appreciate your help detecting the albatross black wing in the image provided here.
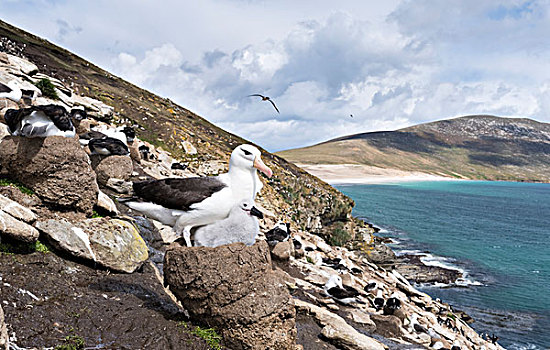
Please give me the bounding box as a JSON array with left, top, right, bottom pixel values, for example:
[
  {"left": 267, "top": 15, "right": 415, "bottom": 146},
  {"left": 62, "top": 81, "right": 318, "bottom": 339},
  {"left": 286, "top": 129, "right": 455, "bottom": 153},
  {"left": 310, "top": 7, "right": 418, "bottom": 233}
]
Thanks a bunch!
[
  {"left": 37, "top": 105, "right": 73, "bottom": 131},
  {"left": 133, "top": 177, "right": 227, "bottom": 211},
  {"left": 0, "top": 82, "right": 12, "bottom": 93},
  {"left": 248, "top": 94, "right": 265, "bottom": 98},
  {"left": 268, "top": 99, "right": 280, "bottom": 113}
]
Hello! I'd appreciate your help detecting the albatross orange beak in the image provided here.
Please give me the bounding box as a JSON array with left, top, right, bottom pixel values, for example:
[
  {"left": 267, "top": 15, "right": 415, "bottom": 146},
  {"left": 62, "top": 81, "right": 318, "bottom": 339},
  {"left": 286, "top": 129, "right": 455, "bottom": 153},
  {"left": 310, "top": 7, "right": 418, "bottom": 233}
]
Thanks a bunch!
[{"left": 253, "top": 156, "right": 273, "bottom": 178}]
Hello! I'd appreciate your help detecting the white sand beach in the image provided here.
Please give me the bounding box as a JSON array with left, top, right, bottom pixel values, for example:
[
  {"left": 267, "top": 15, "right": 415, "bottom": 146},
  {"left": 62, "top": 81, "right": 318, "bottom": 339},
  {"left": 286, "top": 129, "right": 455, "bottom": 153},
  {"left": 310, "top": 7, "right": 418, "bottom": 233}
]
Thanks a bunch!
[{"left": 296, "top": 164, "right": 458, "bottom": 184}]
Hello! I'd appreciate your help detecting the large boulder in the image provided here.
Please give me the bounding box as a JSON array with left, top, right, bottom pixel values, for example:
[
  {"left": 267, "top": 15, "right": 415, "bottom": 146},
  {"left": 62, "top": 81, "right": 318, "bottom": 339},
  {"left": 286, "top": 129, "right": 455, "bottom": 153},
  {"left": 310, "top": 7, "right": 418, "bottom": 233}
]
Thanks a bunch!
[
  {"left": 36, "top": 217, "right": 148, "bottom": 273},
  {"left": 164, "top": 241, "right": 297, "bottom": 350},
  {"left": 0, "top": 136, "right": 99, "bottom": 215}
]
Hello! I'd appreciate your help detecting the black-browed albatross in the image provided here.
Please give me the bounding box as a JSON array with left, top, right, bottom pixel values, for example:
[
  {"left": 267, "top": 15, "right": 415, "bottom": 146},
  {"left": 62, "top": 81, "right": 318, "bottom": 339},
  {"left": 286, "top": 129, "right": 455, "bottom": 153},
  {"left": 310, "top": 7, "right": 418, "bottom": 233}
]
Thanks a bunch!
[
  {"left": 126, "top": 144, "right": 273, "bottom": 246},
  {"left": 3, "top": 104, "right": 78, "bottom": 138}
]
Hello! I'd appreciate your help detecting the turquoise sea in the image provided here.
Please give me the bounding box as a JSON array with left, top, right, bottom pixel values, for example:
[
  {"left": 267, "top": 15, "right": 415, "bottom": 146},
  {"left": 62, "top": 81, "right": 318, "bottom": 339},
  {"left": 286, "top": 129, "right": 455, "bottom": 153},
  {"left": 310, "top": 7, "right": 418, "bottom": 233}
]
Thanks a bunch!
[{"left": 336, "top": 181, "right": 550, "bottom": 350}]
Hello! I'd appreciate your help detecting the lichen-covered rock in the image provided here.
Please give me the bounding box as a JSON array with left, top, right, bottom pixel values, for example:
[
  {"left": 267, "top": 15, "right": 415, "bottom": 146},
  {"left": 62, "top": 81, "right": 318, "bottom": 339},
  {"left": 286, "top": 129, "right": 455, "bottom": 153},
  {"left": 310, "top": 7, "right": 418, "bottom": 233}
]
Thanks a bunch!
[
  {"left": 0, "top": 136, "right": 99, "bottom": 215},
  {"left": 0, "top": 305, "right": 8, "bottom": 350},
  {"left": 0, "top": 210, "right": 39, "bottom": 243},
  {"left": 164, "top": 241, "right": 297, "bottom": 350},
  {"left": 90, "top": 155, "right": 133, "bottom": 186},
  {"left": 36, "top": 218, "right": 148, "bottom": 273}
]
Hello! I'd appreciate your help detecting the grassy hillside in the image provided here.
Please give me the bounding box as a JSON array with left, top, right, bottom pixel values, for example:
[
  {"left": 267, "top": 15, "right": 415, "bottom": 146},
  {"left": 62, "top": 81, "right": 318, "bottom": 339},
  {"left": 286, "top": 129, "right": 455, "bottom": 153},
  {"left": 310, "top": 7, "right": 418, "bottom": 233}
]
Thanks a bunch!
[
  {"left": 278, "top": 115, "right": 550, "bottom": 182},
  {"left": 0, "top": 19, "right": 355, "bottom": 242}
]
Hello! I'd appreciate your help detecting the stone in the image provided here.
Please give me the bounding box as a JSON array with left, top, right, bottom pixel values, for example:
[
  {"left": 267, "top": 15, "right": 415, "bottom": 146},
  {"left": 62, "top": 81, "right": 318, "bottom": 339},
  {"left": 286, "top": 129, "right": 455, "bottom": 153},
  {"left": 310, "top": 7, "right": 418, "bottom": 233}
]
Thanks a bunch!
[
  {"left": 181, "top": 140, "right": 197, "bottom": 155},
  {"left": 271, "top": 240, "right": 292, "bottom": 260},
  {"left": 0, "top": 210, "right": 39, "bottom": 243},
  {"left": 91, "top": 155, "right": 133, "bottom": 186},
  {"left": 106, "top": 178, "right": 133, "bottom": 194},
  {"left": 348, "top": 310, "right": 377, "bottom": 332},
  {"left": 96, "top": 190, "right": 119, "bottom": 215},
  {"left": 369, "top": 314, "right": 403, "bottom": 339},
  {"left": 6, "top": 54, "right": 38, "bottom": 75},
  {"left": 0, "top": 305, "right": 7, "bottom": 350},
  {"left": 36, "top": 218, "right": 148, "bottom": 273},
  {"left": 164, "top": 241, "right": 297, "bottom": 350},
  {"left": 151, "top": 220, "right": 179, "bottom": 243},
  {"left": 0, "top": 194, "right": 36, "bottom": 223},
  {"left": 0, "top": 136, "right": 99, "bottom": 215},
  {"left": 294, "top": 299, "right": 386, "bottom": 350}
]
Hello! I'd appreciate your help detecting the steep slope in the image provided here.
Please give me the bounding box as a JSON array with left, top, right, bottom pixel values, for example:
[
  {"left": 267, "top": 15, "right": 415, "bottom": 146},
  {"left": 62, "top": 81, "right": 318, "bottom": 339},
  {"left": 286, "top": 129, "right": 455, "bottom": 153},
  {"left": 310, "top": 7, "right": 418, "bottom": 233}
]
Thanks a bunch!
[
  {"left": 278, "top": 115, "right": 550, "bottom": 182},
  {"left": 0, "top": 19, "right": 354, "bottom": 242}
]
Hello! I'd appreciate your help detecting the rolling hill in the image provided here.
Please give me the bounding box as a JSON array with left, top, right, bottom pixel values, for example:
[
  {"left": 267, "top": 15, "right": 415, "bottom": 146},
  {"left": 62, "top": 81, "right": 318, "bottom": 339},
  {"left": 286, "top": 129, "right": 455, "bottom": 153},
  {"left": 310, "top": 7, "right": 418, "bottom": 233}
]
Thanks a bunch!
[{"left": 277, "top": 115, "right": 550, "bottom": 182}]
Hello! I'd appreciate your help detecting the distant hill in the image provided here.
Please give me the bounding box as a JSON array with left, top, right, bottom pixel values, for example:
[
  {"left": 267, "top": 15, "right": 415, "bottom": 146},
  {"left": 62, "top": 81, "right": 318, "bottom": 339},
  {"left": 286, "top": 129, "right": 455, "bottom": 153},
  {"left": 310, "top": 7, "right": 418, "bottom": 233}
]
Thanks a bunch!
[{"left": 277, "top": 115, "right": 550, "bottom": 182}]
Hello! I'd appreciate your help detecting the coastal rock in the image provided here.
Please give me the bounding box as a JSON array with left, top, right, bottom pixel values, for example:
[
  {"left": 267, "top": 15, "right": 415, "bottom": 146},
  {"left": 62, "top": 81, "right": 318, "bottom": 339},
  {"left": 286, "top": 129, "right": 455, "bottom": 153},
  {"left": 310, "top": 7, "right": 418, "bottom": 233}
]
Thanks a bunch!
[
  {"left": 6, "top": 54, "right": 38, "bottom": 75},
  {"left": 0, "top": 122, "right": 10, "bottom": 141},
  {"left": 182, "top": 140, "right": 197, "bottom": 155},
  {"left": 0, "top": 305, "right": 7, "bottom": 350},
  {"left": 369, "top": 314, "right": 403, "bottom": 339},
  {"left": 271, "top": 240, "right": 292, "bottom": 260},
  {"left": 106, "top": 178, "right": 133, "bottom": 194},
  {"left": 0, "top": 210, "right": 39, "bottom": 243},
  {"left": 0, "top": 194, "right": 36, "bottom": 223},
  {"left": 0, "top": 136, "right": 99, "bottom": 215},
  {"left": 90, "top": 155, "right": 133, "bottom": 186},
  {"left": 96, "top": 190, "right": 119, "bottom": 215},
  {"left": 295, "top": 299, "right": 386, "bottom": 350},
  {"left": 36, "top": 218, "right": 148, "bottom": 273},
  {"left": 164, "top": 241, "right": 297, "bottom": 349}
]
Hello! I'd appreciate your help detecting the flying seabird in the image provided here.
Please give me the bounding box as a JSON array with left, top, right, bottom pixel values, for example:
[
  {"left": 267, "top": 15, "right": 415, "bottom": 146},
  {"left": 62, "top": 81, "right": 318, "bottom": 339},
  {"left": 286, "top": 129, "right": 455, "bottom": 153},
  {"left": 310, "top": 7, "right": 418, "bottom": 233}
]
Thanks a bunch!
[
  {"left": 265, "top": 221, "right": 290, "bottom": 245},
  {"left": 88, "top": 137, "right": 130, "bottom": 156},
  {"left": 0, "top": 80, "right": 22, "bottom": 102},
  {"left": 126, "top": 144, "right": 273, "bottom": 246},
  {"left": 193, "top": 199, "right": 263, "bottom": 247},
  {"left": 248, "top": 94, "right": 280, "bottom": 113},
  {"left": 323, "top": 275, "right": 364, "bottom": 305},
  {"left": 4, "top": 104, "right": 77, "bottom": 137}
]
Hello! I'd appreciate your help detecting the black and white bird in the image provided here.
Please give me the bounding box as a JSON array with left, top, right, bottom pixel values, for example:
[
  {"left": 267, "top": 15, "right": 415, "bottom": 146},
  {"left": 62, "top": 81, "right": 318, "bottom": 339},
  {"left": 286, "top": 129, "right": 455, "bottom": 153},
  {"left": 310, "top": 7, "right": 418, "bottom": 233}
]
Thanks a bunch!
[
  {"left": 248, "top": 94, "right": 280, "bottom": 113},
  {"left": 323, "top": 275, "right": 364, "bottom": 305},
  {"left": 373, "top": 290, "right": 385, "bottom": 311},
  {"left": 265, "top": 221, "right": 290, "bottom": 245},
  {"left": 409, "top": 313, "right": 428, "bottom": 334},
  {"left": 92, "top": 125, "right": 135, "bottom": 145},
  {"left": 171, "top": 162, "right": 187, "bottom": 170},
  {"left": 193, "top": 199, "right": 263, "bottom": 247},
  {"left": 383, "top": 293, "right": 402, "bottom": 315},
  {"left": 4, "top": 104, "right": 77, "bottom": 137},
  {"left": 126, "top": 144, "right": 273, "bottom": 246},
  {"left": 0, "top": 80, "right": 22, "bottom": 102},
  {"left": 138, "top": 144, "right": 151, "bottom": 160},
  {"left": 292, "top": 237, "right": 303, "bottom": 250},
  {"left": 88, "top": 137, "right": 130, "bottom": 156},
  {"left": 78, "top": 130, "right": 108, "bottom": 146},
  {"left": 364, "top": 280, "right": 377, "bottom": 293}
]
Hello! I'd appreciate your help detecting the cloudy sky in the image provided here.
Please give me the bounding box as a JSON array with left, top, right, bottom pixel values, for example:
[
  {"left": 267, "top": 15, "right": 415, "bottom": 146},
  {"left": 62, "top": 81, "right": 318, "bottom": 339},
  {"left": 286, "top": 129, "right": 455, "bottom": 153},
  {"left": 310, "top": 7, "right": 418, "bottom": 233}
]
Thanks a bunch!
[{"left": 1, "top": 0, "right": 549, "bottom": 151}]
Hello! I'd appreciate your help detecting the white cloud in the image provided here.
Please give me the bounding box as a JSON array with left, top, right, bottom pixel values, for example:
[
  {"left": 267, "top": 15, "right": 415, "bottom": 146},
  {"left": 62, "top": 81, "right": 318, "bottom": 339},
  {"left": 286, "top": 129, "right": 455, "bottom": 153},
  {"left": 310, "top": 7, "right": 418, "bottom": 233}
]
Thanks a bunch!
[{"left": 2, "top": 0, "right": 550, "bottom": 151}]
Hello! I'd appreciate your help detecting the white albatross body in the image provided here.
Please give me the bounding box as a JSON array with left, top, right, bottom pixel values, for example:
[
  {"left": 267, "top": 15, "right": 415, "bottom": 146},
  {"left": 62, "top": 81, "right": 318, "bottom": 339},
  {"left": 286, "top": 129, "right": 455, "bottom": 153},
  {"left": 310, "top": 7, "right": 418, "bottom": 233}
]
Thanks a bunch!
[{"left": 126, "top": 144, "right": 272, "bottom": 246}]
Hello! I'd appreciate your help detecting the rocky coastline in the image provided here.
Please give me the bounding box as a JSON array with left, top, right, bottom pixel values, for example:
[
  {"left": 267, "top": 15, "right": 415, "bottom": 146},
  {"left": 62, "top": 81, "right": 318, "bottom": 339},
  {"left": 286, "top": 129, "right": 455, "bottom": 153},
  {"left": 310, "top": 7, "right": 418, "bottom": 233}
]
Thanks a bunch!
[{"left": 0, "top": 24, "right": 504, "bottom": 350}]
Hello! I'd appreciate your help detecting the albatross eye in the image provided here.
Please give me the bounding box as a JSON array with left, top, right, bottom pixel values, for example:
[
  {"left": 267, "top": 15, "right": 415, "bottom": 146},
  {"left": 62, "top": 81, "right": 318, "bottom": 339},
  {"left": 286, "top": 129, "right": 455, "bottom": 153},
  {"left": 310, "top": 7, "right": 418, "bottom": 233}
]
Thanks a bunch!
[
  {"left": 242, "top": 149, "right": 252, "bottom": 156},
  {"left": 243, "top": 203, "right": 248, "bottom": 207}
]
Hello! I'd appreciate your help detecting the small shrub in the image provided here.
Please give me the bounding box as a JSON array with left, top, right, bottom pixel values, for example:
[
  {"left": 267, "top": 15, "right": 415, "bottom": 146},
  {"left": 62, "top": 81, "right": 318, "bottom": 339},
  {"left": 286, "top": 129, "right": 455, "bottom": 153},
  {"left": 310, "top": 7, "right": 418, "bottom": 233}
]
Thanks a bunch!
[
  {"left": 54, "top": 335, "right": 84, "bottom": 350},
  {"left": 191, "top": 326, "right": 222, "bottom": 350},
  {"left": 327, "top": 227, "right": 351, "bottom": 247},
  {"left": 0, "top": 239, "right": 50, "bottom": 254},
  {"left": 34, "top": 78, "right": 59, "bottom": 100}
]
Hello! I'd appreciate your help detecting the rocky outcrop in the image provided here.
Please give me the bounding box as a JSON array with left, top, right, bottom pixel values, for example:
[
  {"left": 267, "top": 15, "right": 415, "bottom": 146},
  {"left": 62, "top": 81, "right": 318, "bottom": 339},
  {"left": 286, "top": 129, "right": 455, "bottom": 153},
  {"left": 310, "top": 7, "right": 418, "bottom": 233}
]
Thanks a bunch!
[
  {"left": 0, "top": 305, "right": 8, "bottom": 350},
  {"left": 164, "top": 241, "right": 297, "bottom": 350},
  {"left": 0, "top": 136, "right": 99, "bottom": 215},
  {"left": 295, "top": 300, "right": 386, "bottom": 350},
  {"left": 36, "top": 218, "right": 148, "bottom": 273},
  {"left": 0, "top": 194, "right": 38, "bottom": 242}
]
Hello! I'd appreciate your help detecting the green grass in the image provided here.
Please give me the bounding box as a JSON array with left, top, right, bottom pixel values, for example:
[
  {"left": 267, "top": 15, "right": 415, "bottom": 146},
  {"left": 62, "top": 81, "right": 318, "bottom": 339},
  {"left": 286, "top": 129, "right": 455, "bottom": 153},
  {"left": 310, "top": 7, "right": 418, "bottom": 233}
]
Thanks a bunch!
[
  {"left": 91, "top": 210, "right": 103, "bottom": 218},
  {"left": 34, "top": 78, "right": 59, "bottom": 100},
  {"left": 0, "top": 239, "right": 50, "bottom": 254},
  {"left": 0, "top": 178, "right": 34, "bottom": 195},
  {"left": 327, "top": 226, "right": 351, "bottom": 247},
  {"left": 177, "top": 322, "right": 222, "bottom": 350}
]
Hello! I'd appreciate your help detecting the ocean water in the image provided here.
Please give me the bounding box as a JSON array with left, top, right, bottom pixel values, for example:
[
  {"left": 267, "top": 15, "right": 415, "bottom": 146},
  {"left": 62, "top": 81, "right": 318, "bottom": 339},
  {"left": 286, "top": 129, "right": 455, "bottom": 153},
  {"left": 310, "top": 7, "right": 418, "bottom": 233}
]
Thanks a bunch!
[{"left": 336, "top": 181, "right": 550, "bottom": 349}]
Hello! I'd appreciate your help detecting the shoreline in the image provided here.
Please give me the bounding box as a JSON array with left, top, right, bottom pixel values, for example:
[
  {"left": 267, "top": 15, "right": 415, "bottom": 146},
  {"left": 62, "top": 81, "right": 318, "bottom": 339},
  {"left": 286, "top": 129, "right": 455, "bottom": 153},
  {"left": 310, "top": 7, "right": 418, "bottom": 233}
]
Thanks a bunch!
[{"left": 296, "top": 163, "right": 461, "bottom": 184}]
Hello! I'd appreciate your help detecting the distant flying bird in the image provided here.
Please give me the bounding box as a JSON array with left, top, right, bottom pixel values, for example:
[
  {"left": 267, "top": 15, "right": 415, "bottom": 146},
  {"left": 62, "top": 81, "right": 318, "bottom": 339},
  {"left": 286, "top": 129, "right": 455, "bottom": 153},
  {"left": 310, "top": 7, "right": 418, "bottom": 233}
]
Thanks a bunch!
[
  {"left": 350, "top": 114, "right": 353, "bottom": 118},
  {"left": 248, "top": 94, "right": 280, "bottom": 114}
]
